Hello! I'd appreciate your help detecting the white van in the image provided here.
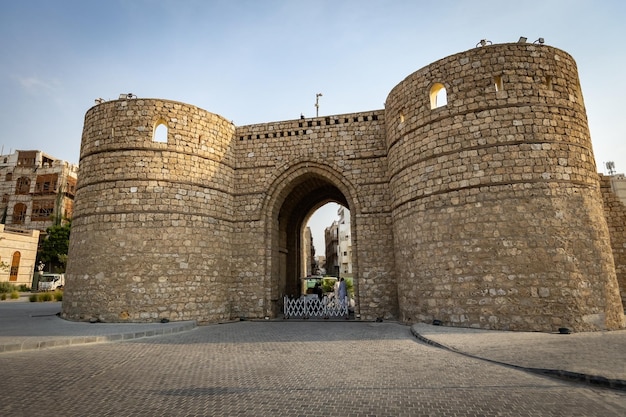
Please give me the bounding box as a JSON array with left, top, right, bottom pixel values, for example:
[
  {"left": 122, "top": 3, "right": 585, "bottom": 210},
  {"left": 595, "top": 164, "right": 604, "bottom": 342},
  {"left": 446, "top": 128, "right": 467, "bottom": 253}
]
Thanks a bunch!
[{"left": 38, "top": 273, "right": 65, "bottom": 291}]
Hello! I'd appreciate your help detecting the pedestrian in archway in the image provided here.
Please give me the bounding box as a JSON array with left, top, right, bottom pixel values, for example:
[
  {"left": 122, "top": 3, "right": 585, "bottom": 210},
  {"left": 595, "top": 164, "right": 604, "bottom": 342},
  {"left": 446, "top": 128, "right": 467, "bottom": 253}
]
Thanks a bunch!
[
  {"left": 338, "top": 277, "right": 347, "bottom": 307},
  {"left": 313, "top": 282, "right": 323, "bottom": 300}
]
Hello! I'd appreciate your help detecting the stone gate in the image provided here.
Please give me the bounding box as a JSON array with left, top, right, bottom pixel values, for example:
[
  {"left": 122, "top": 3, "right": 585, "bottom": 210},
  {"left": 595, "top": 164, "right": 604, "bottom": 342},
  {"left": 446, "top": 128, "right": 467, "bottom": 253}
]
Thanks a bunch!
[{"left": 62, "top": 43, "right": 626, "bottom": 332}]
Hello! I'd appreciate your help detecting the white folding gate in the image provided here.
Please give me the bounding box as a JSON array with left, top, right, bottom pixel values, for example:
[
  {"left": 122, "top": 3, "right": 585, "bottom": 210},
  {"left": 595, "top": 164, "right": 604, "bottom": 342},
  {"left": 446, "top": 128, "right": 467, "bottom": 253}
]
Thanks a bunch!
[{"left": 283, "top": 295, "right": 349, "bottom": 319}]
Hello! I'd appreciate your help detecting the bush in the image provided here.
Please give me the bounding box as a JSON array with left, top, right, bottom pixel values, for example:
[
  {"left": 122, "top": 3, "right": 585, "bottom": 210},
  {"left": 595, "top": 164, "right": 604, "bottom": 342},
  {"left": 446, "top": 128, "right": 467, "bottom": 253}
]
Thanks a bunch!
[
  {"left": 0, "top": 282, "right": 15, "bottom": 294},
  {"left": 29, "top": 294, "right": 38, "bottom": 302},
  {"left": 10, "top": 291, "right": 19, "bottom": 299},
  {"left": 18, "top": 284, "right": 30, "bottom": 292},
  {"left": 321, "top": 278, "right": 335, "bottom": 293},
  {"left": 0, "top": 293, "right": 6, "bottom": 300},
  {"left": 53, "top": 291, "right": 63, "bottom": 302},
  {"left": 39, "top": 292, "right": 53, "bottom": 302}
]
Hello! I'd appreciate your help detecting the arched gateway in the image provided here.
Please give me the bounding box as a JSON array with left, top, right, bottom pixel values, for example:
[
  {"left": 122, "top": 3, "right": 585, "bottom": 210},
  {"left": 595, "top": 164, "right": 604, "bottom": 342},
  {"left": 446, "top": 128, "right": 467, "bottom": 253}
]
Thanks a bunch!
[{"left": 63, "top": 43, "right": 626, "bottom": 332}]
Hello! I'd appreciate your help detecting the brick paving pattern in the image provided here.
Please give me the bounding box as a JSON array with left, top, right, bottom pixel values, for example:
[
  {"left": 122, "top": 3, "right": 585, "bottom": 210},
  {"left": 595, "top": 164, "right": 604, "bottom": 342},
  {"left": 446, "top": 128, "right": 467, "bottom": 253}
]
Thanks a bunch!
[{"left": 1, "top": 321, "right": 625, "bottom": 416}]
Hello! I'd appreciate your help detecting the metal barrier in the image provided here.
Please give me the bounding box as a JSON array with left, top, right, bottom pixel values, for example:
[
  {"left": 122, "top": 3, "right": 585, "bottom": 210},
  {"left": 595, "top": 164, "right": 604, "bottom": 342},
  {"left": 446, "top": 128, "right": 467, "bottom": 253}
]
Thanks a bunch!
[{"left": 283, "top": 295, "right": 348, "bottom": 319}]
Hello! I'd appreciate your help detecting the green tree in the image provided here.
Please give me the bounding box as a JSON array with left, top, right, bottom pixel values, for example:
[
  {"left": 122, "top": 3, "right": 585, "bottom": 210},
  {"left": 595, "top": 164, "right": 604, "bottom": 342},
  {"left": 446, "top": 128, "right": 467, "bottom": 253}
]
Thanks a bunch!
[{"left": 39, "top": 221, "right": 71, "bottom": 272}]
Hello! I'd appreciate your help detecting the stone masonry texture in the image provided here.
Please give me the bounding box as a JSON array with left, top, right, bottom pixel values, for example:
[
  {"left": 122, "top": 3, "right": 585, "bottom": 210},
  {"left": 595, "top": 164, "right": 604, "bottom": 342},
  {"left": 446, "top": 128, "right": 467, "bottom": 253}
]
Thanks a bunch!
[
  {"left": 600, "top": 174, "right": 626, "bottom": 307},
  {"left": 62, "top": 43, "right": 626, "bottom": 332}
]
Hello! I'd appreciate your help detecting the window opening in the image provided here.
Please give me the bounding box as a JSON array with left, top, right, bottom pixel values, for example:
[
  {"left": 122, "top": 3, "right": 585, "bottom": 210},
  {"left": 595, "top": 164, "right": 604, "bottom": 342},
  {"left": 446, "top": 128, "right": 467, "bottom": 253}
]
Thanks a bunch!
[
  {"left": 15, "top": 177, "right": 30, "bottom": 195},
  {"left": 153, "top": 121, "right": 168, "bottom": 143},
  {"left": 12, "top": 203, "right": 27, "bottom": 224},
  {"left": 430, "top": 83, "right": 447, "bottom": 109},
  {"left": 35, "top": 174, "right": 58, "bottom": 195},
  {"left": 32, "top": 200, "right": 55, "bottom": 221},
  {"left": 494, "top": 75, "right": 503, "bottom": 92},
  {"left": 9, "top": 251, "right": 20, "bottom": 282}
]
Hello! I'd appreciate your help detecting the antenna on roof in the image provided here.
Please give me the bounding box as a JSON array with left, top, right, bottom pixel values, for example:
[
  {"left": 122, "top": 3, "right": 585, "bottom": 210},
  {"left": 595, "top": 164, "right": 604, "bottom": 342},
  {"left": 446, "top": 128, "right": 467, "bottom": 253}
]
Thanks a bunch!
[{"left": 606, "top": 161, "right": 616, "bottom": 175}]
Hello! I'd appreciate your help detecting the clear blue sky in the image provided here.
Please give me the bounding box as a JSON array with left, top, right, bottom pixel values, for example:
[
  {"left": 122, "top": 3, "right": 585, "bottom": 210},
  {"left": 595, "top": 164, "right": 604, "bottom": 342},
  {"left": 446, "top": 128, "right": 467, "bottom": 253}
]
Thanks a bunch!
[{"left": 1, "top": 0, "right": 625, "bottom": 249}]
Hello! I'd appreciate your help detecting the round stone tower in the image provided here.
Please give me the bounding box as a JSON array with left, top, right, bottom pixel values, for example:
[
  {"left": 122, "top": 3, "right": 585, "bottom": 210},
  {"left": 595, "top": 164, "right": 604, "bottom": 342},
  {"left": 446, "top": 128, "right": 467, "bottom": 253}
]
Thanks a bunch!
[
  {"left": 385, "top": 43, "right": 625, "bottom": 331},
  {"left": 62, "top": 98, "right": 235, "bottom": 323}
]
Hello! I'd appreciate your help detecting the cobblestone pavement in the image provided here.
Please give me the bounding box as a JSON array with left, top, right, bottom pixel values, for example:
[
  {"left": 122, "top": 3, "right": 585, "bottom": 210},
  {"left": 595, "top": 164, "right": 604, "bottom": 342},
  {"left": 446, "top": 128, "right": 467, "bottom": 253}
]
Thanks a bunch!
[{"left": 1, "top": 321, "right": 625, "bottom": 417}]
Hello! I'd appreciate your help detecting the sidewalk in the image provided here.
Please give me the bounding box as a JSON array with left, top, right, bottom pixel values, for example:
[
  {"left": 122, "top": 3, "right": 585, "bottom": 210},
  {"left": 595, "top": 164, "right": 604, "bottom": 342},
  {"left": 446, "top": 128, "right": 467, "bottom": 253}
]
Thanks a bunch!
[
  {"left": 411, "top": 322, "right": 626, "bottom": 391},
  {"left": 0, "top": 301, "right": 195, "bottom": 353}
]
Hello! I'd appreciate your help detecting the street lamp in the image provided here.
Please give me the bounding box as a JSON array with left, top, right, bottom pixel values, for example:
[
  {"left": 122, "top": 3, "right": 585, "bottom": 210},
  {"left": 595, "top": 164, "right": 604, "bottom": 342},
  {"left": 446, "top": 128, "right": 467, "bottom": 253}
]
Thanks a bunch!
[{"left": 315, "top": 93, "right": 323, "bottom": 117}]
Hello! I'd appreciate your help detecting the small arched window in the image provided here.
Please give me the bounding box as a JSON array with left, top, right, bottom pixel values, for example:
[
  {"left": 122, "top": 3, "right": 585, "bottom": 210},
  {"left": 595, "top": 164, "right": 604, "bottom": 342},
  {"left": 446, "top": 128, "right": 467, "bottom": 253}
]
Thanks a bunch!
[
  {"left": 15, "top": 177, "right": 30, "bottom": 194},
  {"left": 494, "top": 75, "right": 503, "bottom": 92},
  {"left": 5, "top": 173, "right": 12, "bottom": 181},
  {"left": 430, "top": 83, "right": 447, "bottom": 109},
  {"left": 12, "top": 203, "right": 27, "bottom": 224},
  {"left": 9, "top": 251, "right": 20, "bottom": 282},
  {"left": 153, "top": 120, "right": 168, "bottom": 143}
]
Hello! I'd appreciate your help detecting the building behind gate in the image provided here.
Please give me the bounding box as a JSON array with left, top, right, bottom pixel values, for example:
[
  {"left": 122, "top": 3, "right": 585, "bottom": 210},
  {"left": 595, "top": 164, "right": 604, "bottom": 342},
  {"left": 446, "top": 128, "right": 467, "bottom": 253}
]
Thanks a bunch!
[{"left": 62, "top": 43, "right": 626, "bottom": 332}]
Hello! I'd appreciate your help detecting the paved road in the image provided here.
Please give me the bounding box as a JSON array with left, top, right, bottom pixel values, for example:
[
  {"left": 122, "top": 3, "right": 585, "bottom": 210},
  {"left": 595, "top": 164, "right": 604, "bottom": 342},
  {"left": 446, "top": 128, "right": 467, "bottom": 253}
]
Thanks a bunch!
[{"left": 1, "top": 321, "right": 624, "bottom": 417}]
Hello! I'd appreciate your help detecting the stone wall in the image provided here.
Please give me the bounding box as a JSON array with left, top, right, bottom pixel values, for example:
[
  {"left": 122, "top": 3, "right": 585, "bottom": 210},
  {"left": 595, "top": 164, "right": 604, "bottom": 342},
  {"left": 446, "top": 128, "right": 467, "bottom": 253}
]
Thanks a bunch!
[
  {"left": 63, "top": 100, "right": 235, "bottom": 323},
  {"left": 385, "top": 44, "right": 624, "bottom": 331},
  {"left": 600, "top": 174, "right": 626, "bottom": 307},
  {"left": 232, "top": 113, "right": 396, "bottom": 320},
  {"left": 63, "top": 43, "right": 625, "bottom": 332}
]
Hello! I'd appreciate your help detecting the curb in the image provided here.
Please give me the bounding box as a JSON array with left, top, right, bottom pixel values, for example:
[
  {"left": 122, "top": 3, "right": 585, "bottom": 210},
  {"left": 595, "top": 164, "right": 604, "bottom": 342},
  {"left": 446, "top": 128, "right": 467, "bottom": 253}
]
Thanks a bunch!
[
  {"left": 410, "top": 327, "right": 626, "bottom": 392},
  {"left": 0, "top": 321, "right": 197, "bottom": 354}
]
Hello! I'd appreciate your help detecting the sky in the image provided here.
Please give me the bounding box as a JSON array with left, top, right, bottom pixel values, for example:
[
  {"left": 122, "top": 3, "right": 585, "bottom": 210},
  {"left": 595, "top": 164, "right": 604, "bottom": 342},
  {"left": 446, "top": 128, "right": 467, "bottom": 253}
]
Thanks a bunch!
[{"left": 1, "top": 0, "right": 625, "bottom": 250}]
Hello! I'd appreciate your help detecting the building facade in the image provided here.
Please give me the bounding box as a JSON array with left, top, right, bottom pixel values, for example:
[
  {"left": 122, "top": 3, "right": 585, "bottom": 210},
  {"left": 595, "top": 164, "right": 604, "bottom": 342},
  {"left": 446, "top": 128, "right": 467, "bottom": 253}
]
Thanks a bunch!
[
  {"left": 324, "top": 221, "right": 339, "bottom": 278},
  {"left": 0, "top": 150, "right": 78, "bottom": 231},
  {"left": 63, "top": 43, "right": 626, "bottom": 332},
  {"left": 337, "top": 206, "right": 352, "bottom": 278},
  {"left": 302, "top": 226, "right": 314, "bottom": 277},
  {"left": 0, "top": 150, "right": 77, "bottom": 286},
  {"left": 0, "top": 225, "right": 39, "bottom": 287},
  {"left": 608, "top": 174, "right": 626, "bottom": 206}
]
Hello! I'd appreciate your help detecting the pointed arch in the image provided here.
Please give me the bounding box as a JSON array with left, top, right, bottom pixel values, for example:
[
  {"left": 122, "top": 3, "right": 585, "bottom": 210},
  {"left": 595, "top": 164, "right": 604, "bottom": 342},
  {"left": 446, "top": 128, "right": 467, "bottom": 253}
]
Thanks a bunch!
[
  {"left": 9, "top": 251, "right": 21, "bottom": 281},
  {"left": 15, "top": 177, "right": 30, "bottom": 194},
  {"left": 429, "top": 82, "right": 447, "bottom": 109},
  {"left": 153, "top": 119, "right": 168, "bottom": 143},
  {"left": 259, "top": 161, "right": 361, "bottom": 318},
  {"left": 12, "top": 203, "right": 27, "bottom": 224}
]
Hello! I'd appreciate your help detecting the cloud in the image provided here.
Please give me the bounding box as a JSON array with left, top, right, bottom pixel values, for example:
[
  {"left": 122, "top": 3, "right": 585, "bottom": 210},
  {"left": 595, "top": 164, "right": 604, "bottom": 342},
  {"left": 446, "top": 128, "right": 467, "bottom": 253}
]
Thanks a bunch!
[{"left": 16, "top": 75, "right": 59, "bottom": 94}]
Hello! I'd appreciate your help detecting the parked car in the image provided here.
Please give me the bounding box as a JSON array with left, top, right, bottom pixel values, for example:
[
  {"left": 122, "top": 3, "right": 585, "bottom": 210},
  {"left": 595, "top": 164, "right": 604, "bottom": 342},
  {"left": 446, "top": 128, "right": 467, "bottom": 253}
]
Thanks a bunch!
[{"left": 38, "top": 273, "right": 65, "bottom": 291}]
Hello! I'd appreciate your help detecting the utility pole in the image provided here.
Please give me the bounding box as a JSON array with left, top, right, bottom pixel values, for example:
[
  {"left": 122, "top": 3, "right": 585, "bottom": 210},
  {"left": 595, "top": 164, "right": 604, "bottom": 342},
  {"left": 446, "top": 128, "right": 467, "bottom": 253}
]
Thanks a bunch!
[{"left": 315, "top": 93, "right": 323, "bottom": 117}]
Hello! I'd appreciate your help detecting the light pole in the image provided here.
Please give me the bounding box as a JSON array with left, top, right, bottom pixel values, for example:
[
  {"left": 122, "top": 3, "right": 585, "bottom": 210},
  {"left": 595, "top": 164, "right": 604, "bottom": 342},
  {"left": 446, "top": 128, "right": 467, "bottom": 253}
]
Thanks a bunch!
[{"left": 315, "top": 93, "right": 322, "bottom": 117}]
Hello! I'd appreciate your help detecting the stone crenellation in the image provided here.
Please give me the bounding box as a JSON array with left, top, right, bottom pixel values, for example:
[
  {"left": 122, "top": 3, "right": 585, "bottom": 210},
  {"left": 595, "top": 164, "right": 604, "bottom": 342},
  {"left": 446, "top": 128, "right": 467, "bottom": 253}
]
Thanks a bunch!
[{"left": 62, "top": 43, "right": 625, "bottom": 332}]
